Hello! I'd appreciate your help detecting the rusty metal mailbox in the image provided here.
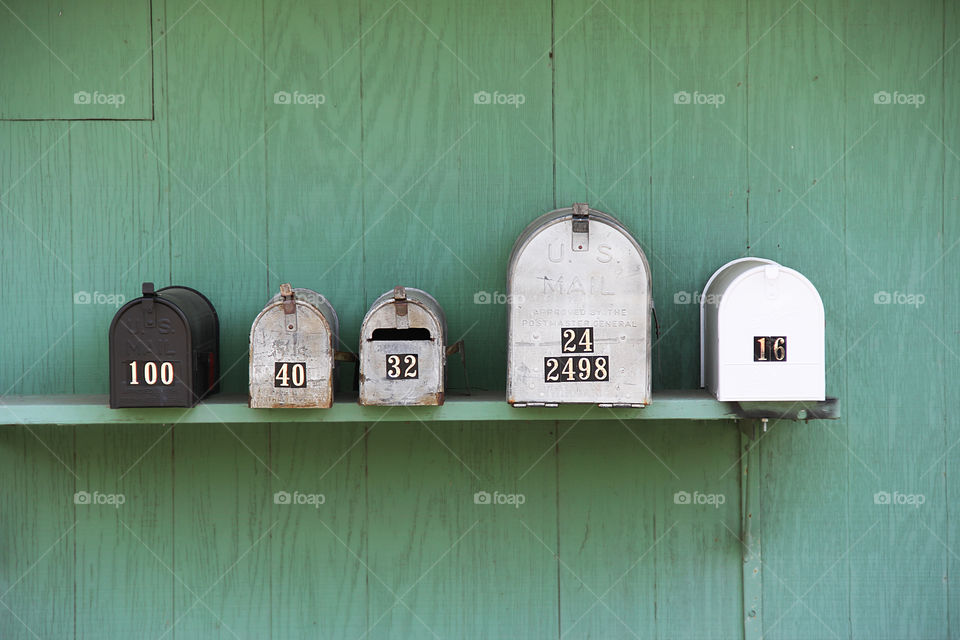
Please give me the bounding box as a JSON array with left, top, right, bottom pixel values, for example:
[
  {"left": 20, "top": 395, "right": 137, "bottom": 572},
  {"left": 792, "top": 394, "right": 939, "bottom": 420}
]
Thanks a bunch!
[
  {"left": 249, "top": 284, "right": 340, "bottom": 408},
  {"left": 109, "top": 282, "right": 220, "bottom": 408},
  {"left": 507, "top": 204, "right": 653, "bottom": 407},
  {"left": 359, "top": 286, "right": 447, "bottom": 406}
]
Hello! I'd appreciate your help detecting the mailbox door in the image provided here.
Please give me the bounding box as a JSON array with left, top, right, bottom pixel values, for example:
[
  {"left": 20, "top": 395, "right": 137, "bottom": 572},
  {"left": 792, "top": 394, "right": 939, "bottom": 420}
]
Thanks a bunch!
[
  {"left": 249, "top": 301, "right": 335, "bottom": 408},
  {"left": 109, "top": 301, "right": 194, "bottom": 408},
  {"left": 507, "top": 208, "right": 651, "bottom": 406},
  {"left": 359, "top": 303, "right": 444, "bottom": 406}
]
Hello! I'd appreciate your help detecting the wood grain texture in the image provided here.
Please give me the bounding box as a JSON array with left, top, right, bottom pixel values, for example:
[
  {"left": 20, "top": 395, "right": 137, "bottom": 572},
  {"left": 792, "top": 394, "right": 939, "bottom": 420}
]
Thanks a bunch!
[
  {"left": 0, "top": 0, "right": 153, "bottom": 119},
  {"left": 746, "top": 0, "right": 854, "bottom": 637},
  {"left": 366, "top": 420, "right": 558, "bottom": 639},
  {"left": 844, "top": 0, "right": 948, "bottom": 637},
  {"left": 0, "top": 122, "right": 74, "bottom": 395},
  {"left": 75, "top": 424, "right": 173, "bottom": 638}
]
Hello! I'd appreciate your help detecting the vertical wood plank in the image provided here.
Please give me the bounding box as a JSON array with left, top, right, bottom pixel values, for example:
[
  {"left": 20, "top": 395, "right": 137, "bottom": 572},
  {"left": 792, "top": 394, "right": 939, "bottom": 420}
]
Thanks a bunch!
[
  {"left": 69, "top": 122, "right": 170, "bottom": 394},
  {"left": 357, "top": 0, "right": 469, "bottom": 376},
  {"left": 261, "top": 0, "right": 365, "bottom": 376},
  {"left": 0, "top": 425, "right": 75, "bottom": 639},
  {"left": 74, "top": 424, "right": 173, "bottom": 638},
  {"left": 746, "top": 0, "right": 852, "bottom": 637},
  {"left": 553, "top": 0, "right": 653, "bottom": 236},
  {"left": 844, "top": 0, "right": 948, "bottom": 637},
  {"left": 172, "top": 423, "right": 272, "bottom": 639},
  {"left": 166, "top": 0, "right": 269, "bottom": 393},
  {"left": 940, "top": 0, "right": 958, "bottom": 636},
  {"left": 269, "top": 424, "right": 367, "bottom": 638},
  {"left": 0, "top": 122, "right": 74, "bottom": 394},
  {"left": 366, "top": 421, "right": 558, "bottom": 638},
  {"left": 453, "top": 0, "right": 553, "bottom": 391},
  {"left": 650, "top": 0, "right": 748, "bottom": 389}
]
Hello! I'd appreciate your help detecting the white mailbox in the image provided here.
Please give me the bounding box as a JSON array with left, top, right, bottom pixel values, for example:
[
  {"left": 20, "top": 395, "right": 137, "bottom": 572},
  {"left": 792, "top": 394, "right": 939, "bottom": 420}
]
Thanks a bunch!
[
  {"left": 507, "top": 203, "right": 653, "bottom": 407},
  {"left": 249, "top": 284, "right": 339, "bottom": 408},
  {"left": 700, "top": 258, "right": 825, "bottom": 401},
  {"left": 359, "top": 286, "right": 447, "bottom": 406}
]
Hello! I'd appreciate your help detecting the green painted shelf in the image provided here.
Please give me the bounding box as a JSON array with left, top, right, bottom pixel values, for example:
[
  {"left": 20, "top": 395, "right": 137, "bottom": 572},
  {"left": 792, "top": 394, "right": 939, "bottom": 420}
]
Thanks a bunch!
[{"left": 0, "top": 391, "right": 839, "bottom": 425}]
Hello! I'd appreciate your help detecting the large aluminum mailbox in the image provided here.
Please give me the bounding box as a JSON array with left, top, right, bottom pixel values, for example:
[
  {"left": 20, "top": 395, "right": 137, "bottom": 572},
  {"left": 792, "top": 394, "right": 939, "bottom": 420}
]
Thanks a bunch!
[
  {"left": 700, "top": 257, "right": 825, "bottom": 401},
  {"left": 109, "top": 282, "right": 220, "bottom": 408},
  {"left": 359, "top": 286, "right": 447, "bottom": 406},
  {"left": 507, "top": 204, "right": 653, "bottom": 407},
  {"left": 249, "top": 284, "right": 340, "bottom": 408}
]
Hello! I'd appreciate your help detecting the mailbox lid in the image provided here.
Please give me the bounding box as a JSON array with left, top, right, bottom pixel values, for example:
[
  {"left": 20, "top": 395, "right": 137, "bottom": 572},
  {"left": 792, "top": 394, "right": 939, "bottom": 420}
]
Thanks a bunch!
[
  {"left": 361, "top": 287, "right": 447, "bottom": 343},
  {"left": 506, "top": 206, "right": 652, "bottom": 406},
  {"left": 249, "top": 287, "right": 339, "bottom": 408}
]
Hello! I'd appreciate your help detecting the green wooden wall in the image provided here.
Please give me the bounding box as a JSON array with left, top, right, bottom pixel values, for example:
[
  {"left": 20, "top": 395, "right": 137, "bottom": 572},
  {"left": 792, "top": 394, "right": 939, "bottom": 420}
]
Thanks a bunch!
[{"left": 0, "top": 0, "right": 957, "bottom": 637}]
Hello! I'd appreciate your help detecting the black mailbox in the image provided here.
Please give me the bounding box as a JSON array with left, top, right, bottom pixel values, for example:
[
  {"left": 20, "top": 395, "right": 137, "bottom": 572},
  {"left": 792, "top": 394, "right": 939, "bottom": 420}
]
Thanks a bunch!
[{"left": 109, "top": 282, "right": 220, "bottom": 408}]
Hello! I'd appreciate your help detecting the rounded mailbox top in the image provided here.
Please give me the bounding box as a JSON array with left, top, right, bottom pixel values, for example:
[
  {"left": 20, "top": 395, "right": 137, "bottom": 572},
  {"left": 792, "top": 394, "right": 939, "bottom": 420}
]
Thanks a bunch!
[
  {"left": 360, "top": 286, "right": 447, "bottom": 344},
  {"left": 251, "top": 285, "right": 339, "bottom": 343},
  {"left": 110, "top": 282, "right": 219, "bottom": 349},
  {"left": 508, "top": 205, "right": 650, "bottom": 286}
]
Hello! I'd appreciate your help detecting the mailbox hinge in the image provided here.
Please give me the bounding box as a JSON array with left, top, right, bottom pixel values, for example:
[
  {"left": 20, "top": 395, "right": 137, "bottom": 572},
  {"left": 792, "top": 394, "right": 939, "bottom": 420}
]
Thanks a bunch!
[
  {"left": 572, "top": 202, "right": 589, "bottom": 252},
  {"left": 393, "top": 286, "right": 410, "bottom": 329},
  {"left": 279, "top": 283, "right": 298, "bottom": 332}
]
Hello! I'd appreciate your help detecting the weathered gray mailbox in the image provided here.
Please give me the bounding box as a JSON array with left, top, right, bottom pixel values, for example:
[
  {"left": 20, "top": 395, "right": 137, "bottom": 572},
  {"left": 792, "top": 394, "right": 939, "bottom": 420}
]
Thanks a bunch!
[
  {"left": 359, "top": 286, "right": 447, "bottom": 406},
  {"left": 249, "top": 284, "right": 340, "bottom": 408},
  {"left": 507, "top": 204, "right": 653, "bottom": 407}
]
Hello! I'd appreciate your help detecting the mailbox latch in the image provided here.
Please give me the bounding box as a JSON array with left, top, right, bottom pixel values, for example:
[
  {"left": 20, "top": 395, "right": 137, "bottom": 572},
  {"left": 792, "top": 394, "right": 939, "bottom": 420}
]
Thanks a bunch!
[
  {"left": 572, "top": 202, "right": 589, "bottom": 252},
  {"left": 142, "top": 282, "right": 156, "bottom": 328},
  {"left": 279, "top": 283, "right": 298, "bottom": 332},
  {"left": 393, "top": 285, "right": 410, "bottom": 329}
]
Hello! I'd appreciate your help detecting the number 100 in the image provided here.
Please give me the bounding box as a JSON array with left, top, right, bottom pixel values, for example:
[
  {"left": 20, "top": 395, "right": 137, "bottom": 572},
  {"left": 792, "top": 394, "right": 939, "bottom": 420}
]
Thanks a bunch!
[{"left": 128, "top": 361, "right": 175, "bottom": 385}]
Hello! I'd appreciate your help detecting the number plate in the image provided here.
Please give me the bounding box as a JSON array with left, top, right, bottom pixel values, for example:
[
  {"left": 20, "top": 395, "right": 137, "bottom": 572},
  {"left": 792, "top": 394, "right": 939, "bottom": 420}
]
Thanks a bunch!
[
  {"left": 386, "top": 354, "right": 418, "bottom": 379},
  {"left": 127, "top": 360, "right": 176, "bottom": 386},
  {"left": 561, "top": 327, "right": 594, "bottom": 353},
  {"left": 275, "top": 362, "right": 307, "bottom": 388},
  {"left": 753, "top": 336, "right": 787, "bottom": 362},
  {"left": 544, "top": 355, "right": 609, "bottom": 382}
]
